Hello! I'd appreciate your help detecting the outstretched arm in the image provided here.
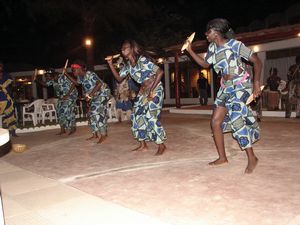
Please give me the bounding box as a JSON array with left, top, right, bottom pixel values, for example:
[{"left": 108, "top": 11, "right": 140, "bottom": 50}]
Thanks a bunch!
[
  {"left": 186, "top": 41, "right": 210, "bottom": 68},
  {"left": 107, "top": 57, "right": 125, "bottom": 83}
]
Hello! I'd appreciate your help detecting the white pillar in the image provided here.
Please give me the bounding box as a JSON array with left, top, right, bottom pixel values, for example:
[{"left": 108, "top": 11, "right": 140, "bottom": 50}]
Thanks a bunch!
[{"left": 257, "top": 51, "right": 266, "bottom": 83}]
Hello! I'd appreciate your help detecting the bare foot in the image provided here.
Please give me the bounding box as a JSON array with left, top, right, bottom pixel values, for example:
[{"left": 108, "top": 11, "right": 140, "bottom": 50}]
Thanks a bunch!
[
  {"left": 208, "top": 158, "right": 228, "bottom": 166},
  {"left": 155, "top": 144, "right": 166, "bottom": 156},
  {"left": 97, "top": 135, "right": 107, "bottom": 144},
  {"left": 131, "top": 145, "right": 148, "bottom": 152},
  {"left": 68, "top": 127, "right": 76, "bottom": 135},
  {"left": 245, "top": 157, "right": 259, "bottom": 174}
]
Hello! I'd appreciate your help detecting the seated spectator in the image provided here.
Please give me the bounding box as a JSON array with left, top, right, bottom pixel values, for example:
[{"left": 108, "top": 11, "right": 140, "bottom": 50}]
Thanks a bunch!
[{"left": 267, "top": 67, "right": 281, "bottom": 91}]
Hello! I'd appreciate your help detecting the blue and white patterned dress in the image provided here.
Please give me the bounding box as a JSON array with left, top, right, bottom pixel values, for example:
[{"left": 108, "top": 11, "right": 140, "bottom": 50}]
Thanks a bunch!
[
  {"left": 205, "top": 39, "right": 260, "bottom": 149},
  {"left": 46, "top": 74, "right": 78, "bottom": 129},
  {"left": 119, "top": 56, "right": 166, "bottom": 144},
  {"left": 78, "top": 71, "right": 110, "bottom": 135}
]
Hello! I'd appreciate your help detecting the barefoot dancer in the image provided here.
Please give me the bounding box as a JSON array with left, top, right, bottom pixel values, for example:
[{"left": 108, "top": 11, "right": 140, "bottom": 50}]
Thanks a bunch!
[
  {"left": 186, "top": 18, "right": 262, "bottom": 173},
  {"left": 107, "top": 40, "right": 167, "bottom": 155},
  {"left": 35, "top": 69, "right": 78, "bottom": 135},
  {"left": 70, "top": 61, "right": 110, "bottom": 144}
]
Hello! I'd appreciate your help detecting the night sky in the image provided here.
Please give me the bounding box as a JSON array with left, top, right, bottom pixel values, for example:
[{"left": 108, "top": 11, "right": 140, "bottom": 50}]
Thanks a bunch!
[{"left": 0, "top": 0, "right": 299, "bottom": 71}]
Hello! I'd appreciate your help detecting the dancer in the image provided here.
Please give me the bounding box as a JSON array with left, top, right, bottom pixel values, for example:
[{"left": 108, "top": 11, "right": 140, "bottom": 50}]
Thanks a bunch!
[
  {"left": 186, "top": 18, "right": 262, "bottom": 173},
  {"left": 107, "top": 40, "right": 167, "bottom": 155},
  {"left": 0, "top": 61, "right": 17, "bottom": 136},
  {"left": 35, "top": 69, "right": 78, "bottom": 135},
  {"left": 70, "top": 60, "right": 111, "bottom": 143}
]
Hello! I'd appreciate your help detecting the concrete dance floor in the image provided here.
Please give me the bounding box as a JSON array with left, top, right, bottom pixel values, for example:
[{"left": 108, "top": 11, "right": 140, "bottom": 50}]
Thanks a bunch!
[{"left": 1, "top": 112, "right": 300, "bottom": 225}]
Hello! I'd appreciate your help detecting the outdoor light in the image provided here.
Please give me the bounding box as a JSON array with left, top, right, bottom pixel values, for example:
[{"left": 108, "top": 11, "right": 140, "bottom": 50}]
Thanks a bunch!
[
  {"left": 85, "top": 38, "right": 92, "bottom": 47},
  {"left": 253, "top": 46, "right": 259, "bottom": 52},
  {"left": 298, "top": 32, "right": 300, "bottom": 37},
  {"left": 37, "top": 69, "right": 45, "bottom": 75},
  {"left": 157, "top": 58, "right": 164, "bottom": 64},
  {"left": 201, "top": 69, "right": 208, "bottom": 77}
]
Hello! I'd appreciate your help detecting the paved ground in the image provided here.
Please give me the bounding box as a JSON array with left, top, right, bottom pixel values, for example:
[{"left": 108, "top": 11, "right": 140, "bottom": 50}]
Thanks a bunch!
[{"left": 1, "top": 112, "right": 300, "bottom": 225}]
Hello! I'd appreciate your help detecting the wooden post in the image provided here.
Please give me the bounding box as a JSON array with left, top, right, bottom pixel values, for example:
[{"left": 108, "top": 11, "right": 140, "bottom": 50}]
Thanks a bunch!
[{"left": 174, "top": 52, "right": 181, "bottom": 108}]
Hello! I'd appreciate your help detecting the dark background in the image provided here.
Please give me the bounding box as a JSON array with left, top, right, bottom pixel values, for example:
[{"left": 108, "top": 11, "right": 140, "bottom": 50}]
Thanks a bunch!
[{"left": 0, "top": 0, "right": 299, "bottom": 71}]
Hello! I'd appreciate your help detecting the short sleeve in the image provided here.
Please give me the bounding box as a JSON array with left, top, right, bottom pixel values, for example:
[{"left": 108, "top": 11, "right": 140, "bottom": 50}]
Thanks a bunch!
[
  {"left": 90, "top": 72, "right": 101, "bottom": 83},
  {"left": 119, "top": 64, "right": 129, "bottom": 78},
  {"left": 204, "top": 43, "right": 215, "bottom": 65},
  {"left": 233, "top": 40, "right": 253, "bottom": 61},
  {"left": 141, "top": 56, "right": 158, "bottom": 73},
  {"left": 139, "top": 56, "right": 160, "bottom": 79}
]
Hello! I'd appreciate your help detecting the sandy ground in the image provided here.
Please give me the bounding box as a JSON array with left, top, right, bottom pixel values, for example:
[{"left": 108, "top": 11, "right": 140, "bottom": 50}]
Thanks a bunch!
[{"left": 3, "top": 112, "right": 300, "bottom": 225}]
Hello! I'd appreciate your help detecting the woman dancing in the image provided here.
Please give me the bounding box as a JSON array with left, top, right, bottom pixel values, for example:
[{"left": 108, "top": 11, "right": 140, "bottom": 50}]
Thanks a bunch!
[
  {"left": 70, "top": 60, "right": 111, "bottom": 143},
  {"left": 186, "top": 18, "right": 262, "bottom": 173},
  {"left": 107, "top": 40, "right": 167, "bottom": 155}
]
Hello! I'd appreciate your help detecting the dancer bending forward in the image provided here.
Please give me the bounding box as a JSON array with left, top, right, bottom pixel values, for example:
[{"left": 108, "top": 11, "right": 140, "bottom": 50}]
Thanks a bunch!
[{"left": 108, "top": 40, "right": 167, "bottom": 155}]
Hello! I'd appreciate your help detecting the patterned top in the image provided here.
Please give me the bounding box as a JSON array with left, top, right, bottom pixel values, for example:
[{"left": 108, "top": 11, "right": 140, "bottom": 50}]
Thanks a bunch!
[
  {"left": 0, "top": 72, "right": 13, "bottom": 101},
  {"left": 205, "top": 39, "right": 253, "bottom": 77},
  {"left": 119, "top": 56, "right": 159, "bottom": 84},
  {"left": 77, "top": 71, "right": 110, "bottom": 97},
  {"left": 46, "top": 74, "right": 78, "bottom": 100}
]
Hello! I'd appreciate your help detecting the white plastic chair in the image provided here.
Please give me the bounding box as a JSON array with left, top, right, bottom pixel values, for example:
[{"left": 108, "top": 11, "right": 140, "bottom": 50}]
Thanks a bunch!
[
  {"left": 41, "top": 103, "right": 57, "bottom": 124},
  {"left": 22, "top": 99, "right": 44, "bottom": 126},
  {"left": 75, "top": 100, "right": 84, "bottom": 119},
  {"left": 46, "top": 98, "right": 58, "bottom": 109}
]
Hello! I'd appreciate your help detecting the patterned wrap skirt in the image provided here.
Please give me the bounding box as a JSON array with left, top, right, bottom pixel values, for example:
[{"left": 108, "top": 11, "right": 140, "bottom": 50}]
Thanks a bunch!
[
  {"left": 116, "top": 100, "right": 132, "bottom": 111},
  {"left": 0, "top": 95, "right": 17, "bottom": 130},
  {"left": 131, "top": 82, "right": 166, "bottom": 144},
  {"left": 214, "top": 75, "right": 260, "bottom": 150},
  {"left": 56, "top": 98, "right": 77, "bottom": 129},
  {"left": 88, "top": 95, "right": 109, "bottom": 135}
]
